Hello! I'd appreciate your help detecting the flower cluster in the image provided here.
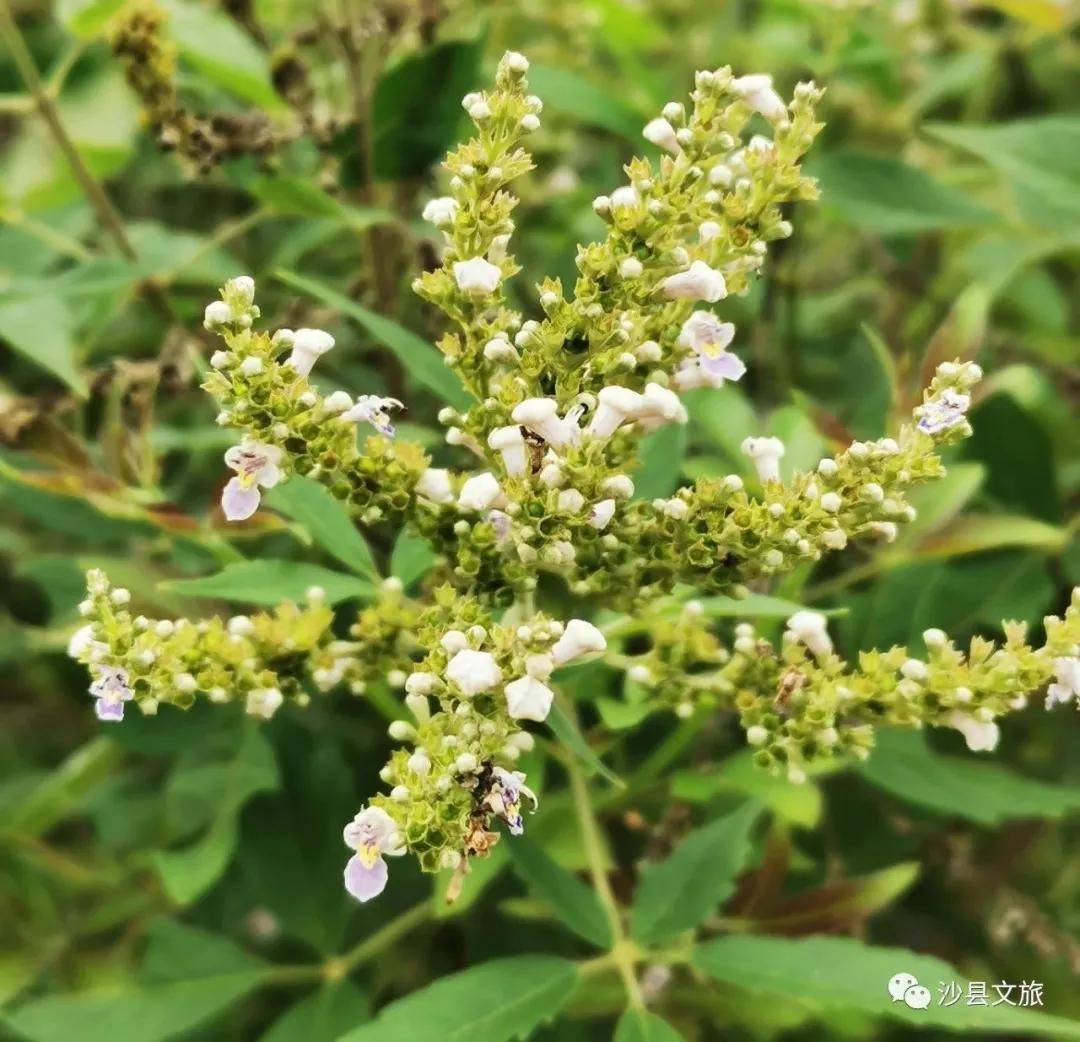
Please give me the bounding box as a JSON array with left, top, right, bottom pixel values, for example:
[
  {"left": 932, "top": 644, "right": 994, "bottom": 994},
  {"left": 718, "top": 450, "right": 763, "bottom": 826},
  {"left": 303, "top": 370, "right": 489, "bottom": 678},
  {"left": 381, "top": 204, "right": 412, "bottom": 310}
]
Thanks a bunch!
[
  {"left": 616, "top": 593, "right": 1080, "bottom": 782},
  {"left": 344, "top": 590, "right": 606, "bottom": 896},
  {"left": 68, "top": 53, "right": 1076, "bottom": 911}
]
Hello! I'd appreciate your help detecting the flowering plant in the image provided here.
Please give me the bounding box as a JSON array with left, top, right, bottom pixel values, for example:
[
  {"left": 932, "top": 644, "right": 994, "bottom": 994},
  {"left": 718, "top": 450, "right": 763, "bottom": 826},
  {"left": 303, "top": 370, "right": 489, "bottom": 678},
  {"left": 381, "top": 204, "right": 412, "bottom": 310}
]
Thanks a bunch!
[{"left": 63, "top": 48, "right": 1080, "bottom": 990}]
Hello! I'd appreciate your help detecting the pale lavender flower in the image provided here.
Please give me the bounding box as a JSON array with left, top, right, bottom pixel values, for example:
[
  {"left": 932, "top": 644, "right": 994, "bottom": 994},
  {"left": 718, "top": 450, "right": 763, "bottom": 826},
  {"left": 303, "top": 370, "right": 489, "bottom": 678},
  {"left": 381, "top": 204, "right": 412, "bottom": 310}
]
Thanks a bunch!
[
  {"left": 343, "top": 806, "right": 405, "bottom": 902},
  {"left": 341, "top": 395, "right": 404, "bottom": 436},
  {"left": 677, "top": 312, "right": 745, "bottom": 384},
  {"left": 1046, "top": 657, "right": 1080, "bottom": 710},
  {"left": 916, "top": 389, "right": 970, "bottom": 435},
  {"left": 485, "top": 767, "right": 538, "bottom": 835},
  {"left": 221, "top": 439, "right": 284, "bottom": 521},
  {"left": 89, "top": 665, "right": 132, "bottom": 722}
]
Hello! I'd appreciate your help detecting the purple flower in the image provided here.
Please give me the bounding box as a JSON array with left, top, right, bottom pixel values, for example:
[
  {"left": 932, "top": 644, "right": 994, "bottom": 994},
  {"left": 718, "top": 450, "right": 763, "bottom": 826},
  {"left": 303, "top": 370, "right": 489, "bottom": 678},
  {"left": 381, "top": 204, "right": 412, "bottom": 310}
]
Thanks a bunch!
[
  {"left": 341, "top": 395, "right": 404, "bottom": 437},
  {"left": 89, "top": 665, "right": 132, "bottom": 722},
  {"left": 222, "top": 439, "right": 284, "bottom": 521},
  {"left": 485, "top": 767, "right": 538, "bottom": 836},
  {"left": 343, "top": 806, "right": 405, "bottom": 902},
  {"left": 916, "top": 389, "right": 970, "bottom": 435},
  {"left": 674, "top": 311, "right": 745, "bottom": 389}
]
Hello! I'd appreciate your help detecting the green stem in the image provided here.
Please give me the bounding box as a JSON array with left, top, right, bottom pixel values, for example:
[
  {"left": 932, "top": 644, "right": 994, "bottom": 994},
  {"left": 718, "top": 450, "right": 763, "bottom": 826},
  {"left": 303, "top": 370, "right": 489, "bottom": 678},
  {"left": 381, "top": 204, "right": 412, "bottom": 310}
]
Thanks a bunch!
[
  {"left": 564, "top": 709, "right": 645, "bottom": 1012},
  {"left": 0, "top": 0, "right": 136, "bottom": 261},
  {"left": 334, "top": 901, "right": 433, "bottom": 975}
]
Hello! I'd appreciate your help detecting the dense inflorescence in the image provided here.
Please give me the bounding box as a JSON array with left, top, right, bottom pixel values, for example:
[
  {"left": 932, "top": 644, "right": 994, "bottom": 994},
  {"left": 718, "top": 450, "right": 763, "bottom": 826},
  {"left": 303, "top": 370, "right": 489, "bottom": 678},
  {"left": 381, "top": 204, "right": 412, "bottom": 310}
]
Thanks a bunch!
[{"left": 69, "top": 51, "right": 1080, "bottom": 903}]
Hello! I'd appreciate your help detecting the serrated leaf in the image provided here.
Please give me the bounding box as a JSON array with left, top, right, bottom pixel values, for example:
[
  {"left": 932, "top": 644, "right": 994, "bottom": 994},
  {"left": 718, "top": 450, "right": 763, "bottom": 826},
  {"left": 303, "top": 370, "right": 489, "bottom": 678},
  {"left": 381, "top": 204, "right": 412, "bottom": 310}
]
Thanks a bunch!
[
  {"left": 693, "top": 934, "right": 1080, "bottom": 1036},
  {"left": 614, "top": 1009, "right": 687, "bottom": 1042},
  {"left": 631, "top": 802, "right": 761, "bottom": 942},
  {"left": 266, "top": 477, "right": 378, "bottom": 579},
  {"left": 857, "top": 729, "right": 1080, "bottom": 826},
  {"left": 335, "top": 956, "right": 578, "bottom": 1042},
  {"left": 162, "top": 561, "right": 373, "bottom": 606},
  {"left": 275, "top": 269, "right": 470, "bottom": 408},
  {"left": 506, "top": 836, "right": 612, "bottom": 948}
]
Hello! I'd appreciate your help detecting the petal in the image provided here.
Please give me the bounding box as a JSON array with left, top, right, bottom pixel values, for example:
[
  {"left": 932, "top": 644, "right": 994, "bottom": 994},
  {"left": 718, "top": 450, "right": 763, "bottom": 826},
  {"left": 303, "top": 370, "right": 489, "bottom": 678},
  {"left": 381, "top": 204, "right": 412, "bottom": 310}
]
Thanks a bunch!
[
  {"left": 95, "top": 697, "right": 125, "bottom": 722},
  {"left": 224, "top": 445, "right": 246, "bottom": 470},
  {"left": 344, "top": 853, "right": 388, "bottom": 902},
  {"left": 700, "top": 351, "right": 746, "bottom": 382},
  {"left": 222, "top": 477, "right": 261, "bottom": 521},
  {"left": 257, "top": 461, "right": 283, "bottom": 488}
]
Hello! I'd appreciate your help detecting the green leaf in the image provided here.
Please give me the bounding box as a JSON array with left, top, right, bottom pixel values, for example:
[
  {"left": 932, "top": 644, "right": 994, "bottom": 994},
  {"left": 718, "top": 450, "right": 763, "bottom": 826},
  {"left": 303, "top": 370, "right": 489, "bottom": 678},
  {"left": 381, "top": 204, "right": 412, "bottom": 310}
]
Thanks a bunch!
[
  {"left": 811, "top": 151, "right": 994, "bottom": 234},
  {"left": 696, "top": 593, "right": 845, "bottom": 620},
  {"left": 162, "top": 561, "right": 373, "bottom": 606},
  {"left": 336, "top": 956, "right": 579, "bottom": 1042},
  {"left": 925, "top": 117, "right": 1080, "bottom": 228},
  {"left": 0, "top": 294, "right": 86, "bottom": 395},
  {"left": 527, "top": 64, "right": 643, "bottom": 141},
  {"left": 6, "top": 923, "right": 267, "bottom": 1042},
  {"left": 693, "top": 934, "right": 1080, "bottom": 1036},
  {"left": 892, "top": 463, "right": 986, "bottom": 549},
  {"left": 631, "top": 802, "right": 761, "bottom": 942},
  {"left": 614, "top": 1010, "right": 687, "bottom": 1042},
  {"left": 633, "top": 423, "right": 687, "bottom": 500},
  {"left": 506, "top": 836, "right": 612, "bottom": 948},
  {"left": 546, "top": 702, "right": 624, "bottom": 788},
  {"left": 56, "top": 0, "right": 128, "bottom": 37},
  {"left": 161, "top": 0, "right": 285, "bottom": 111},
  {"left": 857, "top": 729, "right": 1080, "bottom": 826},
  {"left": 275, "top": 269, "right": 470, "bottom": 408},
  {"left": 155, "top": 727, "right": 279, "bottom": 904},
  {"left": 917, "top": 514, "right": 1067, "bottom": 559},
  {"left": 371, "top": 39, "right": 484, "bottom": 180},
  {"left": 266, "top": 477, "right": 378, "bottom": 579},
  {"left": 390, "top": 529, "right": 437, "bottom": 589},
  {"left": 247, "top": 176, "right": 392, "bottom": 230},
  {"left": 261, "top": 982, "right": 369, "bottom": 1042}
]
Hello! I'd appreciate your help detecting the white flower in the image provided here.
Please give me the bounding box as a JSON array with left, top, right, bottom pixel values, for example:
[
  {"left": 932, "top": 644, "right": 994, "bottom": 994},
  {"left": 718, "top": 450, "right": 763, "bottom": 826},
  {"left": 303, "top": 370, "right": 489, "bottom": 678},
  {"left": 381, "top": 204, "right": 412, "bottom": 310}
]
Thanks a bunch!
[
  {"left": 589, "top": 499, "right": 616, "bottom": 530},
  {"left": 741, "top": 436, "right": 785, "bottom": 484},
  {"left": 445, "top": 649, "right": 502, "bottom": 695},
  {"left": 221, "top": 439, "right": 284, "bottom": 521},
  {"left": 603, "top": 475, "right": 635, "bottom": 500},
  {"left": 416, "top": 468, "right": 454, "bottom": 504},
  {"left": 901, "top": 659, "right": 929, "bottom": 682},
  {"left": 632, "top": 383, "right": 686, "bottom": 434},
  {"left": 520, "top": 113, "right": 540, "bottom": 132},
  {"left": 488, "top": 426, "right": 528, "bottom": 476},
  {"left": 286, "top": 328, "right": 335, "bottom": 377},
  {"left": 203, "top": 299, "right": 232, "bottom": 330},
  {"left": 422, "top": 196, "right": 457, "bottom": 226},
  {"left": 552, "top": 619, "right": 607, "bottom": 665},
  {"left": 610, "top": 185, "right": 640, "bottom": 210},
  {"left": 699, "top": 220, "right": 722, "bottom": 242},
  {"left": 589, "top": 386, "right": 644, "bottom": 439},
  {"left": 504, "top": 675, "right": 555, "bottom": 721},
  {"left": 820, "top": 492, "right": 842, "bottom": 513},
  {"left": 246, "top": 687, "right": 284, "bottom": 720},
  {"left": 67, "top": 624, "right": 102, "bottom": 660},
  {"left": 323, "top": 390, "right": 353, "bottom": 414},
  {"left": 512, "top": 398, "right": 578, "bottom": 448},
  {"left": 504, "top": 50, "right": 529, "bottom": 73},
  {"left": 453, "top": 257, "right": 502, "bottom": 296},
  {"left": 620, "top": 257, "right": 643, "bottom": 278},
  {"left": 731, "top": 73, "right": 787, "bottom": 121},
  {"left": 643, "top": 117, "right": 680, "bottom": 153},
  {"left": 240, "top": 356, "right": 263, "bottom": 377},
  {"left": 947, "top": 711, "right": 1000, "bottom": 752},
  {"left": 458, "top": 472, "right": 503, "bottom": 512},
  {"left": 1046, "top": 656, "right": 1080, "bottom": 709},
  {"left": 341, "top": 395, "right": 404, "bottom": 436},
  {"left": 661, "top": 261, "right": 727, "bottom": 302},
  {"left": 557, "top": 488, "right": 585, "bottom": 513},
  {"left": 785, "top": 610, "right": 832, "bottom": 658}
]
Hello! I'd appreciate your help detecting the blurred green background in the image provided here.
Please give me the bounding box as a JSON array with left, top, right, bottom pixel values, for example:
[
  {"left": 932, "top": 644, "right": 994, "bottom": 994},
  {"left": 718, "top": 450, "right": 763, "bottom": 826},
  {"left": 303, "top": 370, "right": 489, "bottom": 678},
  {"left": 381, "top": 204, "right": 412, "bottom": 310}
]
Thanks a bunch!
[{"left": 0, "top": 0, "right": 1078, "bottom": 1039}]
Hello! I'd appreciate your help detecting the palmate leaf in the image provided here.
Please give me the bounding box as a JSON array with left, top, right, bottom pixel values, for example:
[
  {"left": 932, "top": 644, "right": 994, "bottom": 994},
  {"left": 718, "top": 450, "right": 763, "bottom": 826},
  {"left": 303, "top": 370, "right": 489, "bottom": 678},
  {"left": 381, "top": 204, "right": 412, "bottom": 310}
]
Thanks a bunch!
[
  {"left": 693, "top": 934, "right": 1080, "bottom": 1036},
  {"left": 335, "top": 956, "right": 579, "bottom": 1042},
  {"left": 630, "top": 802, "right": 762, "bottom": 943},
  {"left": 162, "top": 561, "right": 374, "bottom": 606}
]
